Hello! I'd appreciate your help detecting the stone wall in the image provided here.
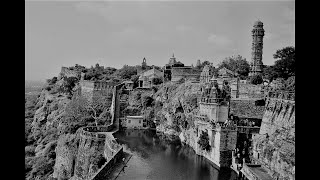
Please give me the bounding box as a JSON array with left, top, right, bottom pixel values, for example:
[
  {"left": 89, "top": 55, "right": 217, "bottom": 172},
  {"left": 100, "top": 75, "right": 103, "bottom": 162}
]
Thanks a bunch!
[
  {"left": 238, "top": 83, "right": 264, "bottom": 99},
  {"left": 230, "top": 99, "right": 265, "bottom": 119},
  {"left": 58, "top": 67, "right": 80, "bottom": 80},
  {"left": 91, "top": 148, "right": 123, "bottom": 180},
  {"left": 73, "top": 126, "right": 122, "bottom": 180},
  {"left": 171, "top": 67, "right": 201, "bottom": 82},
  {"left": 252, "top": 96, "right": 295, "bottom": 180}
]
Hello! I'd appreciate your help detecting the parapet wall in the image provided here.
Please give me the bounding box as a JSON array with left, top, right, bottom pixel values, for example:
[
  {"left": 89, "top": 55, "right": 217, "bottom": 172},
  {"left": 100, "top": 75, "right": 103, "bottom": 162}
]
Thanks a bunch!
[
  {"left": 171, "top": 68, "right": 201, "bottom": 82},
  {"left": 259, "top": 96, "right": 295, "bottom": 136},
  {"left": 266, "top": 91, "right": 295, "bottom": 101},
  {"left": 59, "top": 67, "right": 80, "bottom": 80},
  {"left": 74, "top": 126, "right": 122, "bottom": 180},
  {"left": 238, "top": 83, "right": 264, "bottom": 99},
  {"left": 79, "top": 80, "right": 119, "bottom": 103},
  {"left": 252, "top": 96, "right": 295, "bottom": 180},
  {"left": 230, "top": 99, "right": 265, "bottom": 119}
]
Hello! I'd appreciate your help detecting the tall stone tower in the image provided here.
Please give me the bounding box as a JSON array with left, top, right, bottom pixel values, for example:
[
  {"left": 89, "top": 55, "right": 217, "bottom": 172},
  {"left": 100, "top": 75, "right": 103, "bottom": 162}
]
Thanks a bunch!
[{"left": 249, "top": 20, "right": 265, "bottom": 77}]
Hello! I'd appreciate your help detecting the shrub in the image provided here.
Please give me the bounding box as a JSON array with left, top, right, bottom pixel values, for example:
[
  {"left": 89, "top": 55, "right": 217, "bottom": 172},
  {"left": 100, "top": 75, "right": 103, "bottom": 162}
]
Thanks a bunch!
[
  {"left": 177, "top": 78, "right": 185, "bottom": 84},
  {"left": 152, "top": 77, "right": 163, "bottom": 85},
  {"left": 49, "top": 77, "right": 58, "bottom": 85},
  {"left": 250, "top": 74, "right": 263, "bottom": 85},
  {"left": 198, "top": 131, "right": 210, "bottom": 151},
  {"left": 141, "top": 95, "right": 153, "bottom": 108}
]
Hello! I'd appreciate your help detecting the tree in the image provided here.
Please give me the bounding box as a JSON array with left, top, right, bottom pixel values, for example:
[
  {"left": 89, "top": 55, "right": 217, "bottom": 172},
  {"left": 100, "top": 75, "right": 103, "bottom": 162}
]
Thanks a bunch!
[
  {"left": 60, "top": 77, "right": 78, "bottom": 96},
  {"left": 152, "top": 77, "right": 163, "bottom": 85},
  {"left": 112, "top": 65, "right": 137, "bottom": 80},
  {"left": 141, "top": 95, "right": 154, "bottom": 109},
  {"left": 218, "top": 55, "right": 250, "bottom": 79},
  {"left": 64, "top": 94, "right": 112, "bottom": 127},
  {"left": 250, "top": 74, "right": 263, "bottom": 85},
  {"left": 198, "top": 131, "right": 210, "bottom": 151},
  {"left": 273, "top": 46, "right": 295, "bottom": 79},
  {"left": 131, "top": 74, "right": 140, "bottom": 88},
  {"left": 262, "top": 65, "right": 278, "bottom": 82}
]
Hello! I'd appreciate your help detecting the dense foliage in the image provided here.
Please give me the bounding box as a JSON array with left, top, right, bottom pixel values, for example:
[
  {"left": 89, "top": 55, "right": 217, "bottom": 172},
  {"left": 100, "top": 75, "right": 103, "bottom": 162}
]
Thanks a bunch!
[
  {"left": 250, "top": 74, "right": 263, "bottom": 85},
  {"left": 217, "top": 55, "right": 250, "bottom": 79},
  {"left": 198, "top": 131, "right": 210, "bottom": 151},
  {"left": 112, "top": 65, "right": 137, "bottom": 80},
  {"left": 263, "top": 46, "right": 295, "bottom": 81}
]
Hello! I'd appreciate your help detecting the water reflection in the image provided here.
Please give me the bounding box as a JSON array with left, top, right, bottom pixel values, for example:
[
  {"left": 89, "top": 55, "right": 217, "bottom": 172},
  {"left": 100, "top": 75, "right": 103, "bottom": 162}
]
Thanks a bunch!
[{"left": 114, "top": 129, "right": 237, "bottom": 180}]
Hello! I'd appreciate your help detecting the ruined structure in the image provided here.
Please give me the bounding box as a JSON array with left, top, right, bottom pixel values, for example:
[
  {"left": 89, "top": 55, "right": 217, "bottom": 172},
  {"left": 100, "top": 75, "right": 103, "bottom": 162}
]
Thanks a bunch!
[
  {"left": 163, "top": 54, "right": 201, "bottom": 82},
  {"left": 193, "top": 79, "right": 237, "bottom": 168},
  {"left": 138, "top": 67, "right": 163, "bottom": 88},
  {"left": 249, "top": 20, "right": 265, "bottom": 77},
  {"left": 58, "top": 67, "right": 81, "bottom": 80}
]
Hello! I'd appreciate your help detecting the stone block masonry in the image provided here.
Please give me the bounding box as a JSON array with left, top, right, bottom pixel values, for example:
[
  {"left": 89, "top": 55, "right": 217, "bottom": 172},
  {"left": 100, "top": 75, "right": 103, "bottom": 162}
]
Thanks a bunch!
[
  {"left": 252, "top": 92, "right": 295, "bottom": 180},
  {"left": 74, "top": 126, "right": 123, "bottom": 180}
]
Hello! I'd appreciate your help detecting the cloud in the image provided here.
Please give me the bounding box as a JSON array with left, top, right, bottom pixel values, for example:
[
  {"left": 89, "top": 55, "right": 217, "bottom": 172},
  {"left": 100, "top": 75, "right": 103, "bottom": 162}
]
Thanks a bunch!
[{"left": 207, "top": 33, "right": 232, "bottom": 47}]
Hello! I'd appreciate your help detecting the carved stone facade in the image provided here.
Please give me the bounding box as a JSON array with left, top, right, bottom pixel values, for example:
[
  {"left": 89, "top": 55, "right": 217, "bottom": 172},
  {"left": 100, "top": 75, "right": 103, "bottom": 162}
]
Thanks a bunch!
[
  {"left": 193, "top": 79, "right": 237, "bottom": 168},
  {"left": 200, "top": 65, "right": 213, "bottom": 83},
  {"left": 163, "top": 54, "right": 201, "bottom": 82},
  {"left": 249, "top": 20, "right": 265, "bottom": 77}
]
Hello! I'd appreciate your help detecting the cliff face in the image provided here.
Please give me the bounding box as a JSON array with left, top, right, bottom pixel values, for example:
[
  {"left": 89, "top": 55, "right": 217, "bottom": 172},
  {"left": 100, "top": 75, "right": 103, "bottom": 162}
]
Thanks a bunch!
[
  {"left": 253, "top": 97, "right": 295, "bottom": 180},
  {"left": 53, "top": 134, "right": 80, "bottom": 179},
  {"left": 152, "top": 82, "right": 237, "bottom": 168},
  {"left": 153, "top": 82, "right": 201, "bottom": 135}
]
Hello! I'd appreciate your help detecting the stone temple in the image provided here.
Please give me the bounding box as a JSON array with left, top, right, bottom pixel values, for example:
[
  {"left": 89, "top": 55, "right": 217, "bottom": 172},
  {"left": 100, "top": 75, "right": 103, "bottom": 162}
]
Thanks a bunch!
[{"left": 249, "top": 20, "right": 265, "bottom": 77}]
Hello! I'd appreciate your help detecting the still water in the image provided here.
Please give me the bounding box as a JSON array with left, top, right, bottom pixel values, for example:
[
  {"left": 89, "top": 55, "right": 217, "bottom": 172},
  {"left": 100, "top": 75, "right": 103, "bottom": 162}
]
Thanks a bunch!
[{"left": 114, "top": 129, "right": 237, "bottom": 180}]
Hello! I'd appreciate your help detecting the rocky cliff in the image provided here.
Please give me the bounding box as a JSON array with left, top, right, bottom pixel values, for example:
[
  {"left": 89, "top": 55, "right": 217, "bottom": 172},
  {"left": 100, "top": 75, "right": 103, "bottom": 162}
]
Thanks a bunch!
[{"left": 252, "top": 96, "right": 295, "bottom": 180}]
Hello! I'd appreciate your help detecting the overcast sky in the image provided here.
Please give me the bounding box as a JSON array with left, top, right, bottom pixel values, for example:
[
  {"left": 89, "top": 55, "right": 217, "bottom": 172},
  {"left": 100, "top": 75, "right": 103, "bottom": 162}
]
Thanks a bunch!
[{"left": 25, "top": 0, "right": 295, "bottom": 81}]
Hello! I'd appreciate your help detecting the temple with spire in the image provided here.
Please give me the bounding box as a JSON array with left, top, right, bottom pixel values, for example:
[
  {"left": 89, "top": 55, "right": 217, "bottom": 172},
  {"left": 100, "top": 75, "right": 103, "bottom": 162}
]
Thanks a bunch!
[{"left": 163, "top": 53, "right": 201, "bottom": 82}]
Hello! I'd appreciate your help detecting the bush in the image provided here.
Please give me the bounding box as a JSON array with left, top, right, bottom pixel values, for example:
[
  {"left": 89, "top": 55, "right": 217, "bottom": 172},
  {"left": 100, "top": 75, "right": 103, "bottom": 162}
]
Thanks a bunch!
[
  {"left": 49, "top": 77, "right": 58, "bottom": 85},
  {"left": 25, "top": 146, "right": 36, "bottom": 157},
  {"left": 152, "top": 77, "right": 163, "bottom": 85},
  {"left": 250, "top": 74, "right": 263, "bottom": 85},
  {"left": 177, "top": 78, "right": 185, "bottom": 84},
  {"left": 198, "top": 131, "right": 210, "bottom": 151},
  {"left": 141, "top": 95, "right": 153, "bottom": 108}
]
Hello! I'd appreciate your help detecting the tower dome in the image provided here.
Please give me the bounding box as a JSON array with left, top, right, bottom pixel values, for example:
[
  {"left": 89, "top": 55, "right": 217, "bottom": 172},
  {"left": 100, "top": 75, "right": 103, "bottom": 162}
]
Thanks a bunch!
[{"left": 254, "top": 20, "right": 263, "bottom": 27}]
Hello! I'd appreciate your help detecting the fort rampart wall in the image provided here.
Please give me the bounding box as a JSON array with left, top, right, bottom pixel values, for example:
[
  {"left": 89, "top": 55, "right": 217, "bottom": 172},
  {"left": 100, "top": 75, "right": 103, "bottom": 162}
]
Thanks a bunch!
[
  {"left": 74, "top": 126, "right": 123, "bottom": 180},
  {"left": 59, "top": 67, "right": 80, "bottom": 80},
  {"left": 252, "top": 91, "right": 295, "bottom": 180}
]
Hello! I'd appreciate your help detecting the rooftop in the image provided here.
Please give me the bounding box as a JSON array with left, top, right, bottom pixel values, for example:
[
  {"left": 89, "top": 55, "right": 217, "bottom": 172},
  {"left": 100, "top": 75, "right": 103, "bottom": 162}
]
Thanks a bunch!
[
  {"left": 242, "top": 163, "right": 273, "bottom": 180},
  {"left": 230, "top": 99, "right": 265, "bottom": 119}
]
